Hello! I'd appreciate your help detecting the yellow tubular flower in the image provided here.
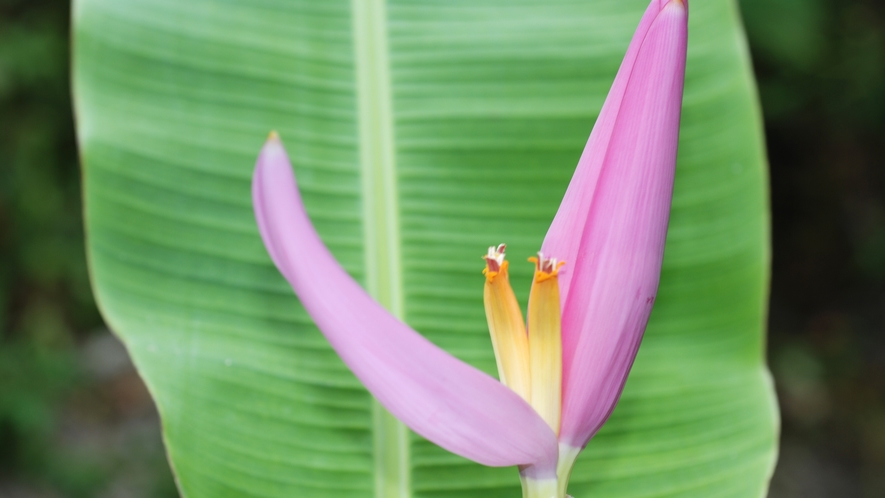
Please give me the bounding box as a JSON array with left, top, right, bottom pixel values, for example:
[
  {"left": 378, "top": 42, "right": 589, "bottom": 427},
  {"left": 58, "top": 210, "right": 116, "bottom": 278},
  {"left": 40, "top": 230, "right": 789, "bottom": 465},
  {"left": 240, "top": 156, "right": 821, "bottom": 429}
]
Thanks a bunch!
[
  {"left": 527, "top": 253, "right": 564, "bottom": 435},
  {"left": 482, "top": 244, "right": 532, "bottom": 402}
]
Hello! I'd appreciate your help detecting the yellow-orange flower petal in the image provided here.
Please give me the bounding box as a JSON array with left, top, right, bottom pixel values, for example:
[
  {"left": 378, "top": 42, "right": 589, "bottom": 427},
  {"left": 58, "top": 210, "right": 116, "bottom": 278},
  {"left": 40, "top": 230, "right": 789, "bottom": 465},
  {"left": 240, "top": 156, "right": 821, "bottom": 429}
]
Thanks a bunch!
[
  {"left": 482, "top": 244, "right": 532, "bottom": 402},
  {"left": 527, "top": 253, "right": 564, "bottom": 435}
]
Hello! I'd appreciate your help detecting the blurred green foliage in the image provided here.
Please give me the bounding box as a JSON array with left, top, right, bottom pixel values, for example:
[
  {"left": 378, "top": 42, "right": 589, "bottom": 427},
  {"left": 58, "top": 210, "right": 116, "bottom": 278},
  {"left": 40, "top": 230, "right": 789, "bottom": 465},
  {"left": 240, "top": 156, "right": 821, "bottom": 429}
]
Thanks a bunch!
[
  {"left": 741, "top": 0, "right": 885, "bottom": 496},
  {"left": 0, "top": 1, "right": 175, "bottom": 496},
  {"left": 0, "top": 0, "right": 92, "bottom": 485},
  {"left": 0, "top": 0, "right": 882, "bottom": 496}
]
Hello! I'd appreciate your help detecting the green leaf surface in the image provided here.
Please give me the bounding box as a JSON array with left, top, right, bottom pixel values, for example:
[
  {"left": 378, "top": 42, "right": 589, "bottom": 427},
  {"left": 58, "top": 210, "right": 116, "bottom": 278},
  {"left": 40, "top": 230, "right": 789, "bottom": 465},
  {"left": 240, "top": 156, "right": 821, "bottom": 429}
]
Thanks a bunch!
[{"left": 72, "top": 0, "right": 778, "bottom": 496}]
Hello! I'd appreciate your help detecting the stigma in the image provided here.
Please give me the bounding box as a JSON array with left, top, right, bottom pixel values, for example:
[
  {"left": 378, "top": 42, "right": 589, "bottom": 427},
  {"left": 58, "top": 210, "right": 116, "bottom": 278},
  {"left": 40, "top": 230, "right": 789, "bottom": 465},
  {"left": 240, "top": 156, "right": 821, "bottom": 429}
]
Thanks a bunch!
[
  {"left": 483, "top": 243, "right": 507, "bottom": 281},
  {"left": 528, "top": 252, "right": 565, "bottom": 282}
]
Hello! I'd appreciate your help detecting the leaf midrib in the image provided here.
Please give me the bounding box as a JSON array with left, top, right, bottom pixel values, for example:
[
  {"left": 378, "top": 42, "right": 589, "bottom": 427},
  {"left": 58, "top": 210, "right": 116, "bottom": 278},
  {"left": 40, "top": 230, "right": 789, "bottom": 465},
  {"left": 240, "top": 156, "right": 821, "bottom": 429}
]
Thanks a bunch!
[{"left": 351, "top": 0, "right": 411, "bottom": 497}]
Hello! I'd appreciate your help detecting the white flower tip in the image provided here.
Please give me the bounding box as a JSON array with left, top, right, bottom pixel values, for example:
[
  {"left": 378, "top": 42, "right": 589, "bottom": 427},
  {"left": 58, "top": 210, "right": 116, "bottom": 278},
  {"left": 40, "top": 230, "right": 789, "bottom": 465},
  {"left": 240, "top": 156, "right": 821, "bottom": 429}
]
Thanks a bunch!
[
  {"left": 484, "top": 244, "right": 507, "bottom": 274},
  {"left": 530, "top": 252, "right": 564, "bottom": 276}
]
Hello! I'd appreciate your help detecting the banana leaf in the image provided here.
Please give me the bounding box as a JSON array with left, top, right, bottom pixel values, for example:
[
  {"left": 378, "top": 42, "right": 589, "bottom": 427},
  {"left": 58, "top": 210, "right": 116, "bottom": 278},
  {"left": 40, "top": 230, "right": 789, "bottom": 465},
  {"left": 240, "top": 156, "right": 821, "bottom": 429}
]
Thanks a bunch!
[{"left": 72, "top": 0, "right": 778, "bottom": 496}]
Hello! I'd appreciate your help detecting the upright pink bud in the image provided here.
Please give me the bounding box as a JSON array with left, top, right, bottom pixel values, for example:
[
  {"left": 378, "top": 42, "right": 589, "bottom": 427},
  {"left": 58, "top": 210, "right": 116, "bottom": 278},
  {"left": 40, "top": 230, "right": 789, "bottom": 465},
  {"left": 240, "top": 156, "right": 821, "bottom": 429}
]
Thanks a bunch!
[{"left": 540, "top": 0, "right": 688, "bottom": 454}]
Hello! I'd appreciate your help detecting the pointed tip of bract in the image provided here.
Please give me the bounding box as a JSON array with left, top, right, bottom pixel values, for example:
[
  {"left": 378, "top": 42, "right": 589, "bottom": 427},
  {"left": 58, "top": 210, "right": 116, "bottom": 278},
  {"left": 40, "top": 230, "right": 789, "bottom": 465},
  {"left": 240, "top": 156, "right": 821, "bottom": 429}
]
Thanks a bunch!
[
  {"left": 655, "top": 0, "right": 686, "bottom": 15},
  {"left": 257, "top": 131, "right": 290, "bottom": 176},
  {"left": 664, "top": 0, "right": 687, "bottom": 13}
]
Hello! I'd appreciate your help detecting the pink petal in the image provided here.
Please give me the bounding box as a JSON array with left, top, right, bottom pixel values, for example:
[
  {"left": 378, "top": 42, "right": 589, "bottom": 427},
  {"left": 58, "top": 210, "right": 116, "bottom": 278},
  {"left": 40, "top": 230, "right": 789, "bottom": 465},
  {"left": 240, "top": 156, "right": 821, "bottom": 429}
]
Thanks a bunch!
[
  {"left": 252, "top": 136, "right": 558, "bottom": 471},
  {"left": 545, "top": 0, "right": 689, "bottom": 448},
  {"left": 541, "top": 0, "right": 669, "bottom": 304}
]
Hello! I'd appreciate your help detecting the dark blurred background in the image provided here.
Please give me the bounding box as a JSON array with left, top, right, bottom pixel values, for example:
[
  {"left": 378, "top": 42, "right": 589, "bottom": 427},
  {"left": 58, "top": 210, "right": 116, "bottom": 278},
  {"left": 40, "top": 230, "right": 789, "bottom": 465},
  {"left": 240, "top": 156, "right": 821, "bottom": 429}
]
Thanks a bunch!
[
  {"left": 741, "top": 0, "right": 885, "bottom": 496},
  {"left": 0, "top": 1, "right": 178, "bottom": 497},
  {"left": 0, "top": 0, "right": 882, "bottom": 496}
]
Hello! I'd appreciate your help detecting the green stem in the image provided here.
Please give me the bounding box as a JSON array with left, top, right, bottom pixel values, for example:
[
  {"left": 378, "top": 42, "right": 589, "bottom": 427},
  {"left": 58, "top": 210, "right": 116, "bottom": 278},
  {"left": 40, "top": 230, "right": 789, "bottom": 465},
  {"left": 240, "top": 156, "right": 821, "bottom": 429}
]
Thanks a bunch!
[
  {"left": 520, "top": 444, "right": 582, "bottom": 498},
  {"left": 521, "top": 476, "right": 560, "bottom": 498},
  {"left": 556, "top": 444, "right": 582, "bottom": 498}
]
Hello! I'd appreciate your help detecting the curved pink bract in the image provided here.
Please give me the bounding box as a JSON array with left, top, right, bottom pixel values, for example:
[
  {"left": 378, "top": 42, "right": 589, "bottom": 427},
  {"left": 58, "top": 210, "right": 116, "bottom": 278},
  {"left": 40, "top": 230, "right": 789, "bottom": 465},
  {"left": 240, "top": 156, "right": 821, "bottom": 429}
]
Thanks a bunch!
[{"left": 252, "top": 137, "right": 558, "bottom": 472}]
